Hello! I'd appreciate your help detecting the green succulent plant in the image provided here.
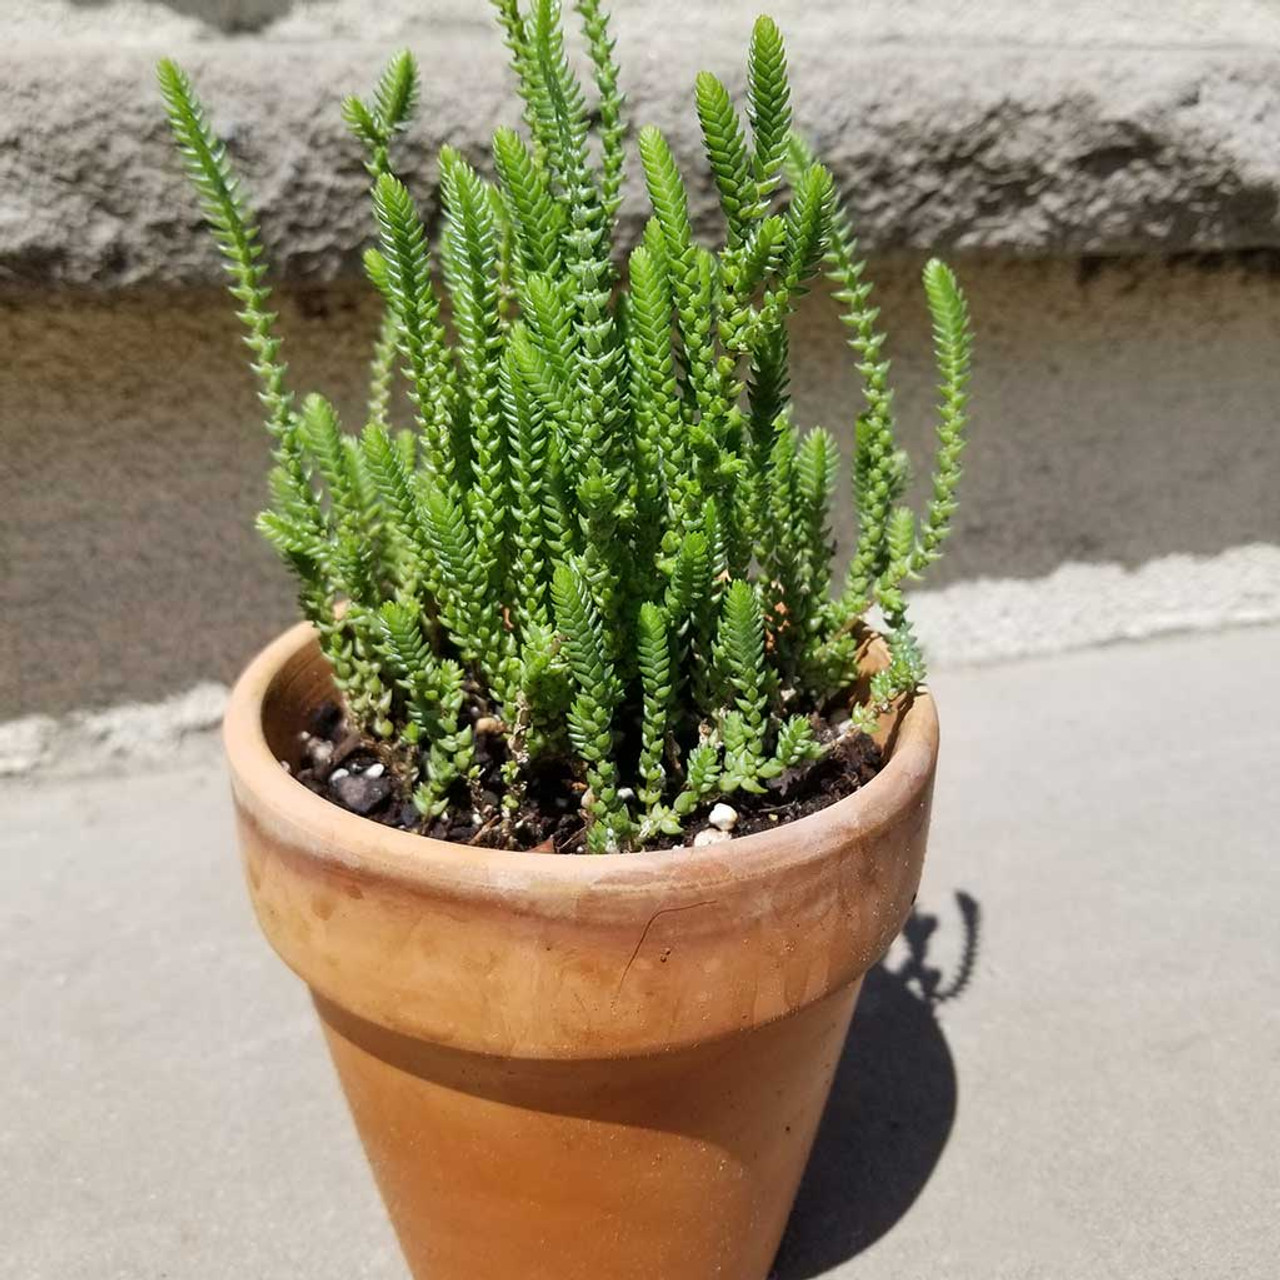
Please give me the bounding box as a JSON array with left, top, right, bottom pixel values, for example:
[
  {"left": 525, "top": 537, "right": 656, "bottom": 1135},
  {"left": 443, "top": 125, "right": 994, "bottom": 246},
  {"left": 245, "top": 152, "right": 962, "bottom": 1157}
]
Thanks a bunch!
[{"left": 158, "top": 0, "right": 972, "bottom": 853}]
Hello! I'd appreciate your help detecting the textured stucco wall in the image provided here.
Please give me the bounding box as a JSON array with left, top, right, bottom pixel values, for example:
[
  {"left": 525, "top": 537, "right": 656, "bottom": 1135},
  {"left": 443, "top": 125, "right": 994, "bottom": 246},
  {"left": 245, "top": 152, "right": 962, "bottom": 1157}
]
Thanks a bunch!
[
  {"left": 6, "top": 1, "right": 1280, "bottom": 289},
  {"left": 6, "top": 254, "right": 1280, "bottom": 717},
  {"left": 4, "top": 0, "right": 1280, "bottom": 722}
]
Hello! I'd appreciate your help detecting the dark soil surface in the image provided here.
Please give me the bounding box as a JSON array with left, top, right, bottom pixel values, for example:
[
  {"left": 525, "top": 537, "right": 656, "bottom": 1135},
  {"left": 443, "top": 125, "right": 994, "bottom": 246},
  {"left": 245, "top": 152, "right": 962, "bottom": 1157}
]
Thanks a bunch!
[{"left": 286, "top": 700, "right": 883, "bottom": 854}]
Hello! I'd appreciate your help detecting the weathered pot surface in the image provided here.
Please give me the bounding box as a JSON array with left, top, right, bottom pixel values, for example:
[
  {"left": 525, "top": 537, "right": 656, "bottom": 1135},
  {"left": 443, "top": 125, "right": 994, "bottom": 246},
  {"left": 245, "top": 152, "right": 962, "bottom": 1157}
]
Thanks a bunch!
[{"left": 224, "top": 620, "right": 940, "bottom": 1280}]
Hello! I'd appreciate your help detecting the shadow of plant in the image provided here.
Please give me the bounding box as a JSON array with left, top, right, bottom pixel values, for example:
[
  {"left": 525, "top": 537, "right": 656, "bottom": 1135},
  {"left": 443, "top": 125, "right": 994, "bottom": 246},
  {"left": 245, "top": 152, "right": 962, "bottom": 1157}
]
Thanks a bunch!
[{"left": 771, "top": 891, "right": 981, "bottom": 1278}]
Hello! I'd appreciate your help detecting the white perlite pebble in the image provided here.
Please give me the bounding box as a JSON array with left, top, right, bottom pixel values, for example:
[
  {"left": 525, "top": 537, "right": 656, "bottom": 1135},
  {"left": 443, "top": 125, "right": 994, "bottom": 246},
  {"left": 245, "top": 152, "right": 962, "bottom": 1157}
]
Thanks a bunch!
[
  {"left": 708, "top": 802, "right": 738, "bottom": 831},
  {"left": 329, "top": 767, "right": 349, "bottom": 782},
  {"left": 693, "top": 827, "right": 732, "bottom": 847},
  {"left": 363, "top": 762, "right": 385, "bottom": 779}
]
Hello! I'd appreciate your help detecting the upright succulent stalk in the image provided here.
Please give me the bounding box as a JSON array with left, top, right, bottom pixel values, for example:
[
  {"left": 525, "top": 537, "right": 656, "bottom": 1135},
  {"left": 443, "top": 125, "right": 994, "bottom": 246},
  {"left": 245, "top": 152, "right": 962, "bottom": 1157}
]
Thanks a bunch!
[{"left": 160, "top": 5, "right": 973, "bottom": 851}]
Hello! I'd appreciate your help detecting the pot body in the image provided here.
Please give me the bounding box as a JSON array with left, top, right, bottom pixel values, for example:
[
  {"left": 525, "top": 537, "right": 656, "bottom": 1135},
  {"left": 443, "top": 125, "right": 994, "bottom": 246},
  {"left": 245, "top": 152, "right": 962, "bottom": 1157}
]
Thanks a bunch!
[
  {"left": 225, "top": 623, "right": 939, "bottom": 1280},
  {"left": 315, "top": 984, "right": 861, "bottom": 1279}
]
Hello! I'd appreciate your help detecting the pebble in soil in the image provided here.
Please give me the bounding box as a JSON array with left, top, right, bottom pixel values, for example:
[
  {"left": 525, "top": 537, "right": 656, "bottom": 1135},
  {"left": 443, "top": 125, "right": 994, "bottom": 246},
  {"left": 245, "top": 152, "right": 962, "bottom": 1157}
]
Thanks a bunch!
[{"left": 290, "top": 700, "right": 885, "bottom": 854}]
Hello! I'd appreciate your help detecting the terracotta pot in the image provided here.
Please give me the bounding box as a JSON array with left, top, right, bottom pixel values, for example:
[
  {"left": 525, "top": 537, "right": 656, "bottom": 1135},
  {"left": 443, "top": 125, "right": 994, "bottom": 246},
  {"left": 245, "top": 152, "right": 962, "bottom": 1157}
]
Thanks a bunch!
[{"left": 224, "top": 621, "right": 939, "bottom": 1280}]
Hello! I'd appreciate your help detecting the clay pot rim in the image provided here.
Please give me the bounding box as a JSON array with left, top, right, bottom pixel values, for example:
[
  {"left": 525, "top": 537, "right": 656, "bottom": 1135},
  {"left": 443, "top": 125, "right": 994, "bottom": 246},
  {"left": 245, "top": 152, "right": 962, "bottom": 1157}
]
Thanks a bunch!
[{"left": 225, "top": 620, "right": 939, "bottom": 898}]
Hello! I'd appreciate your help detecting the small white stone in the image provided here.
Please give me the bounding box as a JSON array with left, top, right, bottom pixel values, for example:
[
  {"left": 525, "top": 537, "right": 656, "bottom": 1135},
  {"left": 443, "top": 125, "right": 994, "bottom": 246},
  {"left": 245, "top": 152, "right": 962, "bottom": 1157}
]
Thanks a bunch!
[
  {"left": 616, "top": 786, "right": 636, "bottom": 802},
  {"left": 693, "top": 827, "right": 732, "bottom": 847},
  {"left": 330, "top": 767, "right": 349, "bottom": 782},
  {"left": 708, "top": 802, "right": 738, "bottom": 832},
  {"left": 364, "top": 762, "right": 385, "bottom": 779}
]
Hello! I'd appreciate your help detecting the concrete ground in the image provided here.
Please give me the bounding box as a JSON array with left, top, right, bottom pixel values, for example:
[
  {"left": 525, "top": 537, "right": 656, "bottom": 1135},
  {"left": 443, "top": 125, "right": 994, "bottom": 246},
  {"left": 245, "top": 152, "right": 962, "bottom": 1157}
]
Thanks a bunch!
[{"left": 3, "top": 625, "right": 1278, "bottom": 1278}]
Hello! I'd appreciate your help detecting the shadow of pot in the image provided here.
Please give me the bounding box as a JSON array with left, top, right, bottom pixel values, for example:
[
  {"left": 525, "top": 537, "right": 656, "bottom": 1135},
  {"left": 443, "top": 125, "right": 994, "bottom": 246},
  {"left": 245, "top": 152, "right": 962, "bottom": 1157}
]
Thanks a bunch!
[{"left": 773, "top": 892, "right": 979, "bottom": 1277}]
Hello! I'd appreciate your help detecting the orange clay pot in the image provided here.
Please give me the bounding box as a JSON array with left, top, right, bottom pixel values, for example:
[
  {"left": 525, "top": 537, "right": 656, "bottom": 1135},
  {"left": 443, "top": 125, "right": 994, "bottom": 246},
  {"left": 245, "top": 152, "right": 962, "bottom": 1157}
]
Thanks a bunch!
[{"left": 224, "top": 621, "right": 939, "bottom": 1280}]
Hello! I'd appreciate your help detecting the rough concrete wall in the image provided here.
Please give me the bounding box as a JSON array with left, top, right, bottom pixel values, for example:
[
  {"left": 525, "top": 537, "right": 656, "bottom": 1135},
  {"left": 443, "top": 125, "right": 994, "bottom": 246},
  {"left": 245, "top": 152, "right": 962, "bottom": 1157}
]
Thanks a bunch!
[
  {"left": 6, "top": 2, "right": 1280, "bottom": 288},
  {"left": 4, "top": 0, "right": 1280, "bottom": 724},
  {"left": 6, "top": 254, "right": 1280, "bottom": 717}
]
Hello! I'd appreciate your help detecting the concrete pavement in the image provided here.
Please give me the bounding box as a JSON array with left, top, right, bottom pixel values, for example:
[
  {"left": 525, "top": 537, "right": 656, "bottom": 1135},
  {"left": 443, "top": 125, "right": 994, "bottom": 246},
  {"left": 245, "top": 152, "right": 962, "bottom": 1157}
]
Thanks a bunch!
[{"left": 3, "top": 625, "right": 1278, "bottom": 1277}]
